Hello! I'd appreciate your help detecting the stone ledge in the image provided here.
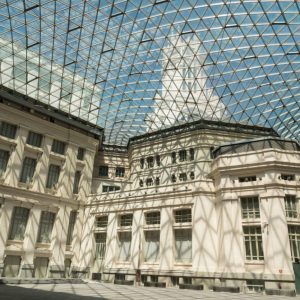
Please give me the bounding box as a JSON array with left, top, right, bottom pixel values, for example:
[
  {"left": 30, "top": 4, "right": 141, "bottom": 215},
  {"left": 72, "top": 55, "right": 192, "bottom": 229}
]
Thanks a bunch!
[
  {"left": 179, "top": 283, "right": 203, "bottom": 290},
  {"left": 265, "top": 289, "right": 296, "bottom": 297},
  {"left": 0, "top": 278, "right": 84, "bottom": 284},
  {"left": 144, "top": 281, "right": 166, "bottom": 288},
  {"left": 213, "top": 286, "right": 240, "bottom": 293},
  {"left": 114, "top": 279, "right": 134, "bottom": 285}
]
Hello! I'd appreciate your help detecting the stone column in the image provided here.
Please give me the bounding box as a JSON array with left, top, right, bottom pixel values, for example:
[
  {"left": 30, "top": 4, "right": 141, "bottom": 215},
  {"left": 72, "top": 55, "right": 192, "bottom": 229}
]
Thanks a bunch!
[
  {"left": 0, "top": 201, "right": 14, "bottom": 275},
  {"left": 159, "top": 207, "right": 174, "bottom": 270},
  {"left": 49, "top": 205, "right": 70, "bottom": 278},
  {"left": 219, "top": 199, "right": 245, "bottom": 275},
  {"left": 131, "top": 210, "right": 143, "bottom": 270},
  {"left": 193, "top": 194, "right": 218, "bottom": 273},
  {"left": 261, "top": 194, "right": 294, "bottom": 290},
  {"left": 20, "top": 206, "right": 41, "bottom": 277}
]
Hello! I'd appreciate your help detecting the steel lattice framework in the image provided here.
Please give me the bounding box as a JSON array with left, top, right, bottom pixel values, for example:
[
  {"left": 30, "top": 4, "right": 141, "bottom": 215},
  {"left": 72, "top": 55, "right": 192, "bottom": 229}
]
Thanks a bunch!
[{"left": 0, "top": 0, "right": 299, "bottom": 145}]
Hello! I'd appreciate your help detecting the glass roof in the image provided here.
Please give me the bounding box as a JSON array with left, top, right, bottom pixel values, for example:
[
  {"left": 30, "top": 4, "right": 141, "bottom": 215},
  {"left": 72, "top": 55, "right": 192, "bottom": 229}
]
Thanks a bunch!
[{"left": 0, "top": 0, "right": 299, "bottom": 145}]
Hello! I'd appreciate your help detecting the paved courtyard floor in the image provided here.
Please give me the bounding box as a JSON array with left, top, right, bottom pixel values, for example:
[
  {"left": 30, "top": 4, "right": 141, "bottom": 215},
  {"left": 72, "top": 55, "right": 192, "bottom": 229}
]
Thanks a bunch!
[{"left": 0, "top": 282, "right": 299, "bottom": 300}]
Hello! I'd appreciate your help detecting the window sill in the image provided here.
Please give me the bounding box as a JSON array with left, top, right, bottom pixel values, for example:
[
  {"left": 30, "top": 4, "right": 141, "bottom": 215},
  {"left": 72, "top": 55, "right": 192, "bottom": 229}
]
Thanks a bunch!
[
  {"left": 35, "top": 243, "right": 50, "bottom": 249},
  {"left": 174, "top": 262, "right": 192, "bottom": 267},
  {"left": 50, "top": 152, "right": 66, "bottom": 161},
  {"left": 45, "top": 187, "right": 58, "bottom": 195},
  {"left": 18, "top": 182, "right": 33, "bottom": 189},
  {"left": 0, "top": 135, "right": 17, "bottom": 147},
  {"left": 76, "top": 159, "right": 85, "bottom": 167},
  {"left": 24, "top": 144, "right": 43, "bottom": 155},
  {"left": 245, "top": 260, "right": 264, "bottom": 265},
  {"left": 6, "top": 240, "right": 24, "bottom": 246}
]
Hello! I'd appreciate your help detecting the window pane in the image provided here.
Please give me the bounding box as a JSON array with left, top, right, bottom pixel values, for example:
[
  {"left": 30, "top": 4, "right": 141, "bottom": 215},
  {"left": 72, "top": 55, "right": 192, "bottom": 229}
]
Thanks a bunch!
[
  {"left": 118, "top": 232, "right": 131, "bottom": 261},
  {"left": 99, "top": 165, "right": 108, "bottom": 177},
  {"left": 51, "top": 140, "right": 66, "bottom": 155},
  {"left": 144, "top": 231, "right": 160, "bottom": 262},
  {"left": 120, "top": 214, "right": 133, "bottom": 226},
  {"left": 66, "top": 211, "right": 77, "bottom": 245},
  {"left": 19, "top": 157, "right": 37, "bottom": 183},
  {"left": 46, "top": 164, "right": 60, "bottom": 188},
  {"left": 95, "top": 233, "right": 107, "bottom": 259},
  {"left": 77, "top": 148, "right": 85, "bottom": 160},
  {"left": 174, "top": 229, "right": 192, "bottom": 263},
  {"left": 115, "top": 167, "right": 125, "bottom": 177},
  {"left": 9, "top": 207, "right": 30, "bottom": 240},
  {"left": 0, "top": 122, "right": 17, "bottom": 139},
  {"left": 37, "top": 211, "right": 56, "bottom": 243},
  {"left": 0, "top": 149, "right": 9, "bottom": 176},
  {"left": 145, "top": 212, "right": 160, "bottom": 225},
  {"left": 73, "top": 170, "right": 81, "bottom": 194},
  {"left": 26, "top": 131, "right": 43, "bottom": 148},
  {"left": 175, "top": 209, "right": 192, "bottom": 223}
]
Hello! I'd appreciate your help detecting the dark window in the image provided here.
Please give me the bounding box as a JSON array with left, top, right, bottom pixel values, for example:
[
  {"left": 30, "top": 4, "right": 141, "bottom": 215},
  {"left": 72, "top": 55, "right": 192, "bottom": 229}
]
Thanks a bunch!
[
  {"left": 27, "top": 131, "right": 43, "bottom": 148},
  {"left": 46, "top": 164, "right": 60, "bottom": 188},
  {"left": 51, "top": 140, "right": 66, "bottom": 155},
  {"left": 179, "top": 150, "right": 187, "bottom": 162},
  {"left": 155, "top": 177, "right": 160, "bottom": 185},
  {"left": 171, "top": 174, "right": 176, "bottom": 183},
  {"left": 147, "top": 156, "right": 154, "bottom": 168},
  {"left": 95, "top": 215, "right": 108, "bottom": 228},
  {"left": 77, "top": 147, "right": 85, "bottom": 160},
  {"left": 0, "top": 149, "right": 9, "bottom": 176},
  {"left": 139, "top": 179, "right": 144, "bottom": 187},
  {"left": 20, "top": 157, "right": 37, "bottom": 183},
  {"left": 99, "top": 165, "right": 108, "bottom": 177},
  {"left": 120, "top": 214, "right": 133, "bottom": 226},
  {"left": 281, "top": 174, "right": 295, "bottom": 181},
  {"left": 37, "top": 211, "right": 56, "bottom": 243},
  {"left": 189, "top": 148, "right": 194, "bottom": 160},
  {"left": 102, "top": 185, "right": 120, "bottom": 192},
  {"left": 171, "top": 152, "right": 176, "bottom": 164},
  {"left": 66, "top": 211, "right": 77, "bottom": 245},
  {"left": 179, "top": 173, "right": 187, "bottom": 181},
  {"left": 239, "top": 176, "right": 256, "bottom": 182},
  {"left": 0, "top": 121, "right": 17, "bottom": 139},
  {"left": 115, "top": 167, "right": 125, "bottom": 177},
  {"left": 190, "top": 171, "right": 195, "bottom": 180},
  {"left": 9, "top": 207, "right": 30, "bottom": 240},
  {"left": 174, "top": 209, "right": 192, "bottom": 223},
  {"left": 73, "top": 170, "right": 81, "bottom": 194},
  {"left": 145, "top": 211, "right": 160, "bottom": 225},
  {"left": 156, "top": 155, "right": 161, "bottom": 166},
  {"left": 146, "top": 178, "right": 153, "bottom": 186},
  {"left": 140, "top": 158, "right": 145, "bottom": 169}
]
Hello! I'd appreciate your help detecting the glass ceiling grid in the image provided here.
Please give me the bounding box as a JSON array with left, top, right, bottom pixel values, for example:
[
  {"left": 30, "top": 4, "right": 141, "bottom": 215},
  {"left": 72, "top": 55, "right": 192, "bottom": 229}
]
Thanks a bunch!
[{"left": 0, "top": 0, "right": 299, "bottom": 145}]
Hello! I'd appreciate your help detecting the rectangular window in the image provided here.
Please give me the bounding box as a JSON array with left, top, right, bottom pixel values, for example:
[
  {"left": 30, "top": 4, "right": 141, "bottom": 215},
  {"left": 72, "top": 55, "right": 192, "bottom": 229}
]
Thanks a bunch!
[
  {"left": 144, "top": 231, "right": 160, "bottom": 262},
  {"left": 155, "top": 155, "right": 161, "bottom": 166},
  {"left": 37, "top": 211, "right": 56, "bottom": 243},
  {"left": 26, "top": 131, "right": 43, "bottom": 148},
  {"left": 174, "top": 229, "right": 192, "bottom": 263},
  {"left": 288, "top": 225, "right": 300, "bottom": 262},
  {"left": 77, "top": 147, "right": 85, "bottom": 160},
  {"left": 146, "top": 178, "right": 153, "bottom": 186},
  {"left": 281, "top": 174, "right": 295, "bottom": 181},
  {"left": 95, "top": 233, "right": 107, "bottom": 259},
  {"left": 179, "top": 173, "right": 187, "bottom": 181},
  {"left": 119, "top": 214, "right": 133, "bottom": 227},
  {"left": 73, "top": 170, "right": 81, "bottom": 194},
  {"left": 102, "top": 185, "right": 120, "bottom": 192},
  {"left": 66, "top": 211, "right": 77, "bottom": 245},
  {"left": 118, "top": 232, "right": 131, "bottom": 261},
  {"left": 95, "top": 215, "right": 108, "bottom": 228},
  {"left": 145, "top": 211, "right": 160, "bottom": 225},
  {"left": 243, "top": 226, "right": 264, "bottom": 260},
  {"left": 238, "top": 176, "right": 256, "bottom": 182},
  {"left": 171, "top": 174, "right": 176, "bottom": 183},
  {"left": 175, "top": 209, "right": 192, "bottom": 223},
  {"left": 146, "top": 156, "right": 154, "bottom": 168},
  {"left": 0, "top": 121, "right": 17, "bottom": 139},
  {"left": 140, "top": 158, "right": 144, "bottom": 169},
  {"left": 189, "top": 148, "right": 194, "bottom": 160},
  {"left": 115, "top": 167, "right": 125, "bottom": 177},
  {"left": 9, "top": 207, "right": 30, "bottom": 240},
  {"left": 51, "top": 140, "right": 66, "bottom": 155},
  {"left": 285, "top": 195, "right": 298, "bottom": 218},
  {"left": 99, "top": 165, "right": 108, "bottom": 177},
  {"left": 171, "top": 152, "right": 176, "bottom": 164},
  {"left": 46, "top": 164, "right": 60, "bottom": 189},
  {"left": 241, "top": 196, "right": 260, "bottom": 219},
  {"left": 19, "top": 157, "right": 37, "bottom": 183},
  {"left": 0, "top": 149, "right": 9, "bottom": 176},
  {"left": 179, "top": 150, "right": 187, "bottom": 162}
]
